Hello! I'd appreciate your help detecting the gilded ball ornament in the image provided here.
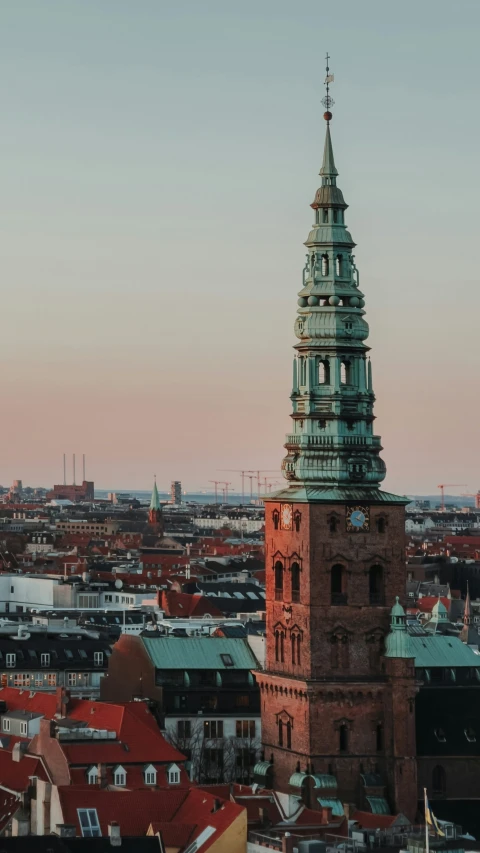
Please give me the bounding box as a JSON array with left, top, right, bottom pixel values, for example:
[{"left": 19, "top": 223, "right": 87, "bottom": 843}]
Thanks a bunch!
[
  {"left": 307, "top": 295, "right": 318, "bottom": 306},
  {"left": 329, "top": 295, "right": 340, "bottom": 306},
  {"left": 298, "top": 297, "right": 308, "bottom": 307}
]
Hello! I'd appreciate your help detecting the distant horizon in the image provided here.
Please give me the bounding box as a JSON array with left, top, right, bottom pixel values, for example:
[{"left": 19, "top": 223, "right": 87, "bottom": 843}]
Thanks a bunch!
[{"left": 1, "top": 1, "right": 479, "bottom": 493}]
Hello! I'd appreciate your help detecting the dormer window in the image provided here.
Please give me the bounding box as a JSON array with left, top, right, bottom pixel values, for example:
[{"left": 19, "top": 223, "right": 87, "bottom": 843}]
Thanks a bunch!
[
  {"left": 167, "top": 763, "right": 181, "bottom": 784},
  {"left": 113, "top": 765, "right": 126, "bottom": 786},
  {"left": 86, "top": 766, "right": 98, "bottom": 785},
  {"left": 144, "top": 764, "right": 157, "bottom": 786}
]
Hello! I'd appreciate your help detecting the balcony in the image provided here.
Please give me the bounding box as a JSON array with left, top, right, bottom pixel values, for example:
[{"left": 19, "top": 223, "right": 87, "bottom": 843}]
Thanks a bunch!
[{"left": 331, "top": 593, "right": 348, "bottom": 606}]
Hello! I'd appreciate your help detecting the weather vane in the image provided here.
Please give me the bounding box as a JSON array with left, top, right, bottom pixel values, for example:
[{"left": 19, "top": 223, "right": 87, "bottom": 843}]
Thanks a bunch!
[{"left": 322, "top": 52, "right": 335, "bottom": 123}]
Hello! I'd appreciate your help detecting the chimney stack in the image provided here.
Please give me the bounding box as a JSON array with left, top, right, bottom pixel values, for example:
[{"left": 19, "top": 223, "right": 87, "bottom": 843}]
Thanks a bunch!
[
  {"left": 55, "top": 686, "right": 70, "bottom": 719},
  {"left": 98, "top": 763, "right": 108, "bottom": 789},
  {"left": 108, "top": 822, "right": 121, "bottom": 847}
]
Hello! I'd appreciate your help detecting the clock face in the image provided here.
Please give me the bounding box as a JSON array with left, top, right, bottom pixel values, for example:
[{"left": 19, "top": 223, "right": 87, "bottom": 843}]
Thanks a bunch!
[
  {"left": 346, "top": 505, "right": 370, "bottom": 532},
  {"left": 280, "top": 504, "right": 293, "bottom": 530}
]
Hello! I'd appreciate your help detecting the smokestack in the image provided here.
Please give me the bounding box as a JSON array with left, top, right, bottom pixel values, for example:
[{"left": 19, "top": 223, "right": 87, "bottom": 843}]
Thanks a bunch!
[
  {"left": 83, "top": 454, "right": 86, "bottom": 482},
  {"left": 73, "top": 454, "right": 76, "bottom": 486},
  {"left": 63, "top": 454, "right": 66, "bottom": 486}
]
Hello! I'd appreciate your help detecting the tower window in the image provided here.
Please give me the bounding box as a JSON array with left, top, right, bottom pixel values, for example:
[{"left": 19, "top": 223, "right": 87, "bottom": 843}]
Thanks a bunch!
[
  {"left": 275, "top": 629, "right": 285, "bottom": 663},
  {"left": 376, "top": 724, "right": 383, "bottom": 752},
  {"left": 274, "top": 561, "right": 284, "bottom": 600},
  {"left": 331, "top": 564, "right": 346, "bottom": 605},
  {"left": 432, "top": 765, "right": 446, "bottom": 798},
  {"left": 291, "top": 562, "right": 300, "bottom": 602},
  {"left": 333, "top": 209, "right": 338, "bottom": 223},
  {"left": 322, "top": 208, "right": 328, "bottom": 223},
  {"left": 339, "top": 724, "right": 348, "bottom": 753},
  {"left": 369, "top": 565, "right": 384, "bottom": 606},
  {"left": 376, "top": 517, "right": 386, "bottom": 534},
  {"left": 318, "top": 359, "right": 330, "bottom": 384},
  {"left": 294, "top": 511, "right": 301, "bottom": 532},
  {"left": 286, "top": 721, "right": 292, "bottom": 749},
  {"left": 340, "top": 361, "right": 351, "bottom": 384},
  {"left": 336, "top": 254, "right": 343, "bottom": 276},
  {"left": 321, "top": 254, "right": 329, "bottom": 276}
]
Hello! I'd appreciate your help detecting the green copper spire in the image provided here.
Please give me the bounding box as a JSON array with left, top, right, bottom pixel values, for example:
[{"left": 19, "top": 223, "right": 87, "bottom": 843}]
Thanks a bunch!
[
  {"left": 319, "top": 124, "right": 338, "bottom": 180},
  {"left": 150, "top": 477, "right": 160, "bottom": 511},
  {"left": 384, "top": 598, "right": 414, "bottom": 659}
]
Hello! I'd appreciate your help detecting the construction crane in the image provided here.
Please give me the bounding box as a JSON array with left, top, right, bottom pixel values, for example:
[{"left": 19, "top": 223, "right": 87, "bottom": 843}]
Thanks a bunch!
[
  {"left": 461, "top": 493, "right": 480, "bottom": 510},
  {"left": 208, "top": 480, "right": 222, "bottom": 504},
  {"left": 437, "top": 484, "right": 467, "bottom": 512},
  {"left": 218, "top": 469, "right": 255, "bottom": 505},
  {"left": 245, "top": 474, "right": 256, "bottom": 502},
  {"left": 220, "top": 481, "right": 232, "bottom": 503}
]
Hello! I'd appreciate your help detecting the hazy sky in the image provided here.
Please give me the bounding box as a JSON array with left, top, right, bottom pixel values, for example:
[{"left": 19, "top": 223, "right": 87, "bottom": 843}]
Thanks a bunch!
[{"left": 1, "top": 0, "right": 479, "bottom": 495}]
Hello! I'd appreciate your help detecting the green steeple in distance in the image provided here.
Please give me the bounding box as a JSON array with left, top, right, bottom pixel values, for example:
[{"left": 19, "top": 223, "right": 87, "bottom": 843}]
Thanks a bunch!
[
  {"left": 150, "top": 478, "right": 160, "bottom": 511},
  {"left": 384, "top": 598, "right": 414, "bottom": 659}
]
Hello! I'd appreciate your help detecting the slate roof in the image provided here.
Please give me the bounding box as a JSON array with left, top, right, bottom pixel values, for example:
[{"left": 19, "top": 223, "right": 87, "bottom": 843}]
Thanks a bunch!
[{"left": 142, "top": 637, "right": 258, "bottom": 670}]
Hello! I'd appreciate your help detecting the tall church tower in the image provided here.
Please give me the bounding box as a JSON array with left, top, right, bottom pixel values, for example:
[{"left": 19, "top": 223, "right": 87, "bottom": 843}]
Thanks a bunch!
[{"left": 256, "top": 72, "right": 417, "bottom": 819}]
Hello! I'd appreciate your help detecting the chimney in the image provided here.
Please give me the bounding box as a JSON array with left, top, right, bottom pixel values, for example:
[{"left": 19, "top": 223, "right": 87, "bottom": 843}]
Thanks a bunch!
[
  {"left": 108, "top": 822, "right": 121, "bottom": 847},
  {"left": 281, "top": 832, "right": 294, "bottom": 853},
  {"left": 55, "top": 686, "right": 70, "bottom": 719},
  {"left": 98, "top": 763, "right": 108, "bottom": 789},
  {"left": 12, "top": 742, "right": 27, "bottom": 762}
]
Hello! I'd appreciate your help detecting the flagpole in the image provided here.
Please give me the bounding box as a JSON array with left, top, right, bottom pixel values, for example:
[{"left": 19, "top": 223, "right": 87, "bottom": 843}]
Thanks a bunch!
[{"left": 424, "top": 788, "right": 430, "bottom": 853}]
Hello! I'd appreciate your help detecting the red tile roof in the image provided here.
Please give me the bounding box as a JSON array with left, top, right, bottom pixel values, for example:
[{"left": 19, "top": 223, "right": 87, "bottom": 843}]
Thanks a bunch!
[{"left": 0, "top": 749, "right": 48, "bottom": 792}]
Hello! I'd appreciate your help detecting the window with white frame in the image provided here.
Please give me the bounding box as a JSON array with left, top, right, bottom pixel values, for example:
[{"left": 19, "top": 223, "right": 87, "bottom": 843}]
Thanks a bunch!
[
  {"left": 94, "top": 652, "right": 103, "bottom": 667},
  {"left": 6, "top": 654, "right": 16, "bottom": 668},
  {"left": 41, "top": 653, "right": 50, "bottom": 667},
  {"left": 2, "top": 718, "right": 10, "bottom": 732},
  {"left": 144, "top": 764, "right": 157, "bottom": 785},
  {"left": 113, "top": 765, "right": 126, "bottom": 786},
  {"left": 86, "top": 766, "right": 98, "bottom": 785},
  {"left": 20, "top": 722, "right": 27, "bottom": 736},
  {"left": 167, "top": 763, "right": 181, "bottom": 784},
  {"left": 68, "top": 673, "right": 77, "bottom": 686},
  {"left": 77, "top": 809, "right": 101, "bottom": 838}
]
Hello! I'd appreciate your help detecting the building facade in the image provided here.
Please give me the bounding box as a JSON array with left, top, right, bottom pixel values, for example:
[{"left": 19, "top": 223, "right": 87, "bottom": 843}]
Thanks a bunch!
[{"left": 255, "top": 102, "right": 417, "bottom": 818}]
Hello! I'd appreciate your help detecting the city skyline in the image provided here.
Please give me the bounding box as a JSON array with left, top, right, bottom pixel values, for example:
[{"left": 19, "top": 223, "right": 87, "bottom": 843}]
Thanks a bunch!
[{"left": 2, "top": 1, "right": 479, "bottom": 492}]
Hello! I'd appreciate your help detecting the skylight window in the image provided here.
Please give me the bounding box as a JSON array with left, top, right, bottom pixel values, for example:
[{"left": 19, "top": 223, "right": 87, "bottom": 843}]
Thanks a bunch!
[
  {"left": 77, "top": 808, "right": 101, "bottom": 837},
  {"left": 220, "top": 654, "right": 234, "bottom": 667}
]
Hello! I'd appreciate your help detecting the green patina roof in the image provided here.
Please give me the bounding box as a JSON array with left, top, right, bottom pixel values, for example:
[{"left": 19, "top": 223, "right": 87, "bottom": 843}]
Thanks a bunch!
[
  {"left": 320, "top": 125, "right": 338, "bottom": 178},
  {"left": 141, "top": 637, "right": 258, "bottom": 670},
  {"left": 410, "top": 634, "right": 480, "bottom": 669},
  {"left": 367, "top": 797, "right": 391, "bottom": 815},
  {"left": 289, "top": 772, "right": 308, "bottom": 788},
  {"left": 253, "top": 762, "right": 272, "bottom": 777},
  {"left": 265, "top": 486, "right": 410, "bottom": 505},
  {"left": 313, "top": 774, "right": 337, "bottom": 789},
  {"left": 318, "top": 798, "right": 345, "bottom": 816},
  {"left": 150, "top": 480, "right": 160, "bottom": 511}
]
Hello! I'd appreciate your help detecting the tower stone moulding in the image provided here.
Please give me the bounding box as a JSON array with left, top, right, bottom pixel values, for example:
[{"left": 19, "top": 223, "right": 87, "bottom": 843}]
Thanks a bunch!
[{"left": 255, "top": 66, "right": 417, "bottom": 821}]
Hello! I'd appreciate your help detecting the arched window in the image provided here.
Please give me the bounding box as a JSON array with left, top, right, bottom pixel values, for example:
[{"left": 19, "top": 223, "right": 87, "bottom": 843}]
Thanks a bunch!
[
  {"left": 273, "top": 511, "right": 279, "bottom": 530},
  {"left": 336, "top": 254, "right": 343, "bottom": 276},
  {"left": 275, "top": 630, "right": 280, "bottom": 662},
  {"left": 294, "top": 511, "right": 301, "bottom": 533},
  {"left": 322, "top": 208, "right": 328, "bottom": 223},
  {"left": 376, "top": 517, "right": 386, "bottom": 534},
  {"left": 339, "top": 724, "right": 348, "bottom": 753},
  {"left": 432, "top": 765, "right": 446, "bottom": 798},
  {"left": 280, "top": 632, "right": 284, "bottom": 663},
  {"left": 321, "top": 254, "right": 329, "bottom": 276},
  {"left": 369, "top": 565, "right": 384, "bottom": 606},
  {"left": 275, "top": 629, "right": 285, "bottom": 664},
  {"left": 318, "top": 359, "right": 330, "bottom": 385},
  {"left": 331, "top": 564, "right": 346, "bottom": 605},
  {"left": 296, "top": 635, "right": 301, "bottom": 665},
  {"left": 278, "top": 720, "right": 283, "bottom": 747},
  {"left": 286, "top": 721, "right": 292, "bottom": 749},
  {"left": 376, "top": 724, "right": 383, "bottom": 752},
  {"left": 274, "top": 562, "right": 284, "bottom": 601},
  {"left": 291, "top": 562, "right": 300, "bottom": 602},
  {"left": 333, "top": 209, "right": 338, "bottom": 223},
  {"left": 291, "top": 634, "right": 296, "bottom": 665},
  {"left": 340, "top": 361, "right": 351, "bottom": 384}
]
